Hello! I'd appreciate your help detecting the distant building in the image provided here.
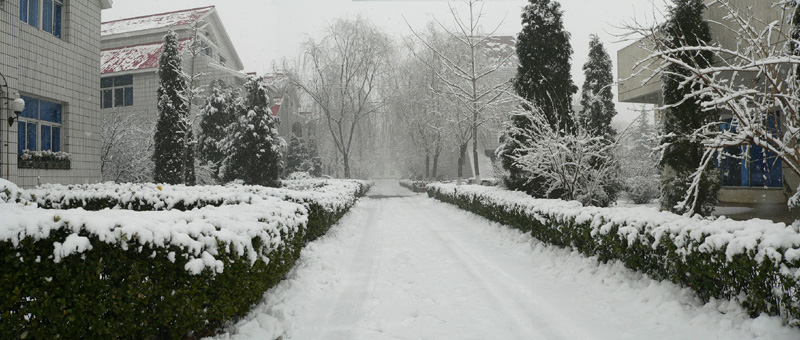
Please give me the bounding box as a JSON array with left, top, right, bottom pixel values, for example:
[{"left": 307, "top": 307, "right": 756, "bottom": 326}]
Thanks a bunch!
[
  {"left": 1, "top": 0, "right": 112, "bottom": 187},
  {"left": 100, "top": 6, "right": 247, "bottom": 121},
  {"left": 616, "top": 0, "right": 795, "bottom": 205}
]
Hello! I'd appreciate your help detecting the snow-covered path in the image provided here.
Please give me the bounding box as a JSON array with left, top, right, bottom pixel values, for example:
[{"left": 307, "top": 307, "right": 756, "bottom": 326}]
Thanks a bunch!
[{"left": 209, "top": 180, "right": 799, "bottom": 340}]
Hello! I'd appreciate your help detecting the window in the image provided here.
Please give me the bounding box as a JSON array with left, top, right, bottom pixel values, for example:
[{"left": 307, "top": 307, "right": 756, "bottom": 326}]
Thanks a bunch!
[
  {"left": 101, "top": 75, "right": 134, "bottom": 109},
  {"left": 719, "top": 116, "right": 782, "bottom": 188},
  {"left": 18, "top": 96, "right": 63, "bottom": 155},
  {"left": 219, "top": 55, "right": 226, "bottom": 67},
  {"left": 20, "top": 0, "right": 63, "bottom": 38}
]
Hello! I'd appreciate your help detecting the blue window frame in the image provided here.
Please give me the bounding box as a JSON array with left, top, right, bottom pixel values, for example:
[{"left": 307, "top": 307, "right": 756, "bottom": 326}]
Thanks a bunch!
[
  {"left": 101, "top": 75, "right": 134, "bottom": 108},
  {"left": 18, "top": 96, "right": 63, "bottom": 154},
  {"left": 719, "top": 116, "right": 782, "bottom": 188},
  {"left": 19, "top": 0, "right": 62, "bottom": 38}
]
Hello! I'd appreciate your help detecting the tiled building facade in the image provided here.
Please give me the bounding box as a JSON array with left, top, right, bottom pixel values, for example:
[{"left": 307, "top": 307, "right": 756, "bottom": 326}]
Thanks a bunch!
[{"left": 0, "top": 0, "right": 111, "bottom": 187}]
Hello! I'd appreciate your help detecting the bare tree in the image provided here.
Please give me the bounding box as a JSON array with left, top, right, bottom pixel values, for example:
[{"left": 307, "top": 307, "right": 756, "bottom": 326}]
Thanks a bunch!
[
  {"left": 407, "top": 0, "right": 514, "bottom": 183},
  {"left": 623, "top": 1, "right": 800, "bottom": 211},
  {"left": 286, "top": 17, "right": 394, "bottom": 178},
  {"left": 101, "top": 111, "right": 155, "bottom": 183}
]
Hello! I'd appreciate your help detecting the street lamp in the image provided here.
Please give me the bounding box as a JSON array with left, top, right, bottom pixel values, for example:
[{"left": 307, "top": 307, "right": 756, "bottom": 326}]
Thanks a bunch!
[{"left": 1, "top": 72, "right": 26, "bottom": 179}]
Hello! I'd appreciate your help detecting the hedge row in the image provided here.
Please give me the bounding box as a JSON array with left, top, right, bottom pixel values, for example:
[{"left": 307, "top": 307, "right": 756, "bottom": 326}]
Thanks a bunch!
[
  {"left": 399, "top": 179, "right": 428, "bottom": 193},
  {"left": 427, "top": 183, "right": 800, "bottom": 325},
  {"left": 1, "top": 179, "right": 370, "bottom": 339}
]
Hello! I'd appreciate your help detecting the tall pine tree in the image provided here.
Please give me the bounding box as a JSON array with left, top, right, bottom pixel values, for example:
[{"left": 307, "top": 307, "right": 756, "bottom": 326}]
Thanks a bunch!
[
  {"left": 198, "top": 80, "right": 235, "bottom": 181},
  {"left": 659, "top": 0, "right": 720, "bottom": 215},
  {"left": 285, "top": 134, "right": 310, "bottom": 175},
  {"left": 579, "top": 35, "right": 616, "bottom": 138},
  {"left": 153, "top": 30, "right": 193, "bottom": 185},
  {"left": 498, "top": 0, "right": 577, "bottom": 195},
  {"left": 219, "top": 77, "right": 285, "bottom": 187}
]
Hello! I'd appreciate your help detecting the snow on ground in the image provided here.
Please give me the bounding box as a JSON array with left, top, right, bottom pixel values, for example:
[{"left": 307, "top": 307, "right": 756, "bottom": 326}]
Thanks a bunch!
[{"left": 207, "top": 180, "right": 800, "bottom": 340}]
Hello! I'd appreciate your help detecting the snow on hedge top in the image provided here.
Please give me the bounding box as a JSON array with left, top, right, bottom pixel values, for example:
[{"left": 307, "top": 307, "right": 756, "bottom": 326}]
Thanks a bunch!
[
  {"left": 101, "top": 6, "right": 214, "bottom": 36},
  {"left": 26, "top": 179, "right": 369, "bottom": 213},
  {"left": 428, "top": 183, "right": 800, "bottom": 264},
  {"left": 0, "top": 196, "right": 306, "bottom": 275}
]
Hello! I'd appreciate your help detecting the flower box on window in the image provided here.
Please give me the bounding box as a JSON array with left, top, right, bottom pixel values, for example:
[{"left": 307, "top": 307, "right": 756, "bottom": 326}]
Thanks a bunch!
[{"left": 18, "top": 150, "right": 71, "bottom": 170}]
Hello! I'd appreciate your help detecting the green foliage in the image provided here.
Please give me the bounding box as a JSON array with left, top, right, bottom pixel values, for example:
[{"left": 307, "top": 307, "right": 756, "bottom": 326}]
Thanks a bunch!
[
  {"left": 0, "top": 182, "right": 371, "bottom": 339},
  {"left": 658, "top": 0, "right": 719, "bottom": 216},
  {"left": 578, "top": 35, "right": 616, "bottom": 139},
  {"left": 220, "top": 77, "right": 285, "bottom": 187},
  {"left": 198, "top": 80, "right": 236, "bottom": 182},
  {"left": 427, "top": 185, "right": 800, "bottom": 325},
  {"left": 285, "top": 135, "right": 322, "bottom": 177},
  {"left": 660, "top": 169, "right": 720, "bottom": 216},
  {"left": 499, "top": 0, "right": 577, "bottom": 195},
  {"left": 154, "top": 30, "right": 194, "bottom": 185}
]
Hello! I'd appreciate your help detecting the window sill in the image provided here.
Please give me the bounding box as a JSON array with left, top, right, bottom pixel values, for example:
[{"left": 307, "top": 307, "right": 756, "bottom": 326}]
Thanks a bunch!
[{"left": 18, "top": 158, "right": 71, "bottom": 170}]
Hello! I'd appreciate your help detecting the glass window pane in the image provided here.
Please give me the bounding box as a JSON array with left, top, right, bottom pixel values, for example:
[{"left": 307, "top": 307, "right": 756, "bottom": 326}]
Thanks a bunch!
[
  {"left": 42, "top": 0, "right": 53, "bottom": 33},
  {"left": 20, "top": 96, "right": 38, "bottom": 119},
  {"left": 40, "top": 101, "right": 61, "bottom": 123},
  {"left": 114, "top": 75, "right": 133, "bottom": 86},
  {"left": 102, "top": 90, "right": 112, "bottom": 108},
  {"left": 114, "top": 88, "right": 124, "bottom": 107},
  {"left": 101, "top": 77, "right": 113, "bottom": 88},
  {"left": 28, "top": 0, "right": 38, "bottom": 28},
  {"left": 26, "top": 122, "right": 37, "bottom": 151},
  {"left": 20, "top": 0, "right": 28, "bottom": 23},
  {"left": 18, "top": 122, "right": 25, "bottom": 155},
  {"left": 53, "top": 3, "right": 62, "bottom": 38},
  {"left": 52, "top": 127, "right": 60, "bottom": 152},
  {"left": 41, "top": 125, "right": 52, "bottom": 151},
  {"left": 124, "top": 87, "right": 133, "bottom": 106}
]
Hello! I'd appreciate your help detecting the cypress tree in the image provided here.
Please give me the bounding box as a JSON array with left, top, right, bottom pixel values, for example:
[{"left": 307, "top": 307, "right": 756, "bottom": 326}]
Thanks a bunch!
[
  {"left": 219, "top": 77, "right": 285, "bottom": 187},
  {"left": 579, "top": 35, "right": 616, "bottom": 138},
  {"left": 153, "top": 30, "right": 191, "bottom": 185},
  {"left": 659, "top": 0, "right": 720, "bottom": 215},
  {"left": 498, "top": 0, "right": 577, "bottom": 195},
  {"left": 285, "top": 134, "right": 308, "bottom": 175},
  {"left": 307, "top": 139, "right": 324, "bottom": 177},
  {"left": 198, "top": 80, "right": 235, "bottom": 181}
]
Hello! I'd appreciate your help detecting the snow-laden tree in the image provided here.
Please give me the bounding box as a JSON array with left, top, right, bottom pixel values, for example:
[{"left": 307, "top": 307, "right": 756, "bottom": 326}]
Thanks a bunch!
[
  {"left": 306, "top": 139, "right": 324, "bottom": 177},
  {"left": 623, "top": 0, "right": 800, "bottom": 213},
  {"left": 406, "top": 0, "right": 514, "bottom": 183},
  {"left": 197, "top": 80, "right": 236, "bottom": 182},
  {"left": 285, "top": 134, "right": 316, "bottom": 175},
  {"left": 153, "top": 30, "right": 193, "bottom": 185},
  {"left": 499, "top": 0, "right": 577, "bottom": 194},
  {"left": 101, "top": 110, "right": 154, "bottom": 183},
  {"left": 505, "top": 101, "right": 621, "bottom": 207},
  {"left": 618, "top": 108, "right": 660, "bottom": 204},
  {"left": 579, "top": 35, "right": 617, "bottom": 138},
  {"left": 287, "top": 17, "right": 394, "bottom": 179},
  {"left": 219, "top": 76, "right": 285, "bottom": 187}
]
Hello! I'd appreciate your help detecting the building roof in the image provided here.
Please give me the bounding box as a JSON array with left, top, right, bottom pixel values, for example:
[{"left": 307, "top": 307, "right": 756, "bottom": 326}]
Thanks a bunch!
[
  {"left": 480, "top": 36, "right": 517, "bottom": 68},
  {"left": 101, "top": 6, "right": 214, "bottom": 36},
  {"left": 101, "top": 39, "right": 191, "bottom": 74}
]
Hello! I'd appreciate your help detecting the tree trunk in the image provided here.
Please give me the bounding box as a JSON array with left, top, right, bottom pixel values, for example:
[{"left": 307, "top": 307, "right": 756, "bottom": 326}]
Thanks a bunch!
[
  {"left": 425, "top": 152, "right": 430, "bottom": 179},
  {"left": 457, "top": 143, "right": 468, "bottom": 182},
  {"left": 472, "top": 111, "right": 480, "bottom": 183},
  {"left": 432, "top": 146, "right": 441, "bottom": 180},
  {"left": 343, "top": 153, "right": 351, "bottom": 179}
]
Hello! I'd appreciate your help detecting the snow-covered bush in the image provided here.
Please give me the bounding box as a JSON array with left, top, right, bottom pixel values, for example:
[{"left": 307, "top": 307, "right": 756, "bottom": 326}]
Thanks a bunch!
[
  {"left": 427, "top": 183, "right": 800, "bottom": 325},
  {"left": 399, "top": 179, "right": 428, "bottom": 192},
  {"left": 286, "top": 171, "right": 313, "bottom": 180},
  {"left": 1, "top": 179, "right": 370, "bottom": 339},
  {"left": 623, "top": 175, "right": 659, "bottom": 204}
]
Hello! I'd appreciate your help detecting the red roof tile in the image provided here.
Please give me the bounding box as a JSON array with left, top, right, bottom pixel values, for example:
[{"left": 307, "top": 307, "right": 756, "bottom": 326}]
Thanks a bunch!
[{"left": 101, "top": 39, "right": 191, "bottom": 74}]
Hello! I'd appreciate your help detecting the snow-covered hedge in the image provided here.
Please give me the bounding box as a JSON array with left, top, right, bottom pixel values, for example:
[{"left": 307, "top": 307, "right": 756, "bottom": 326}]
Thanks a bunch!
[
  {"left": 0, "top": 179, "right": 370, "bottom": 339},
  {"left": 399, "top": 179, "right": 428, "bottom": 193},
  {"left": 427, "top": 183, "right": 800, "bottom": 325}
]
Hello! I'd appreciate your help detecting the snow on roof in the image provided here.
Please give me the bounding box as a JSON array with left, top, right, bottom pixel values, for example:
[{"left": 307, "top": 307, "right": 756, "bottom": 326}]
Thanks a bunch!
[
  {"left": 101, "top": 39, "right": 191, "bottom": 74},
  {"left": 101, "top": 6, "right": 214, "bottom": 36}
]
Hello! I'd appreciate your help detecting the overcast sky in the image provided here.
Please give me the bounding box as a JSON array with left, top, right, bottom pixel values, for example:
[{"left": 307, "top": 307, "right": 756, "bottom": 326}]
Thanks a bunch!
[{"left": 102, "top": 0, "right": 668, "bottom": 124}]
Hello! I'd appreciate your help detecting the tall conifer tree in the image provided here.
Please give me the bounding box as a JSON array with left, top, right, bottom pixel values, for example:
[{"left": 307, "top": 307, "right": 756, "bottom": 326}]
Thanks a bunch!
[
  {"left": 219, "top": 77, "right": 285, "bottom": 187},
  {"left": 659, "top": 0, "right": 719, "bottom": 215},
  {"left": 499, "top": 0, "right": 577, "bottom": 194},
  {"left": 153, "top": 30, "right": 192, "bottom": 184},
  {"left": 579, "top": 35, "right": 616, "bottom": 138},
  {"left": 198, "top": 80, "right": 235, "bottom": 181}
]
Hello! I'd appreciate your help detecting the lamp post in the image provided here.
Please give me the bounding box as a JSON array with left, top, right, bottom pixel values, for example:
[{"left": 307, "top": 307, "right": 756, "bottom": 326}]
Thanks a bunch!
[{"left": 1, "top": 72, "right": 26, "bottom": 179}]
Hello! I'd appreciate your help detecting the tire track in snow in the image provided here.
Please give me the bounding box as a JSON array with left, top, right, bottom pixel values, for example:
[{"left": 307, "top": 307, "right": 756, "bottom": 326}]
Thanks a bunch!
[
  {"left": 398, "top": 197, "right": 591, "bottom": 340},
  {"left": 318, "top": 198, "right": 385, "bottom": 340}
]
